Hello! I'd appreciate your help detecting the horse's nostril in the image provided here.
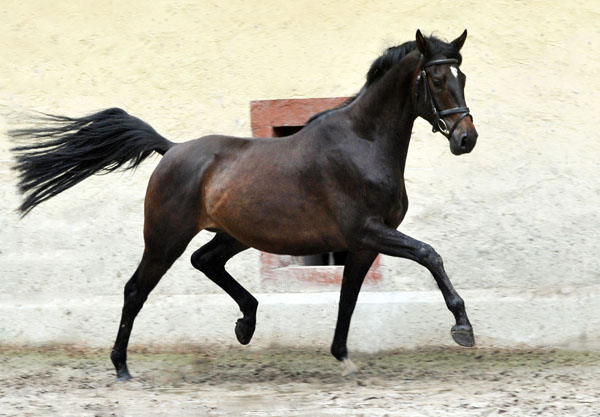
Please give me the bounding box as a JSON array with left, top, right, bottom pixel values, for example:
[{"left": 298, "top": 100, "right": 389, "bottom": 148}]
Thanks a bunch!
[{"left": 459, "top": 134, "right": 468, "bottom": 150}]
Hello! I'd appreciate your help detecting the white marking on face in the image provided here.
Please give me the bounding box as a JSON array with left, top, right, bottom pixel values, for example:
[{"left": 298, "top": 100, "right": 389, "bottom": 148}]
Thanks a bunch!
[{"left": 450, "top": 66, "right": 459, "bottom": 78}]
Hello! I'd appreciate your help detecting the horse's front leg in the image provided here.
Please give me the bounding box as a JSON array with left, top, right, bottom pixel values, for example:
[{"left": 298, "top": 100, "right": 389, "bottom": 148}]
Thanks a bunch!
[
  {"left": 331, "top": 250, "right": 378, "bottom": 375},
  {"left": 358, "top": 219, "right": 475, "bottom": 347}
]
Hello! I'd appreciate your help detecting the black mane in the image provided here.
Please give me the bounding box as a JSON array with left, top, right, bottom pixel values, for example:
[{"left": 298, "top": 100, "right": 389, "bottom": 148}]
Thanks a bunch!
[{"left": 306, "top": 34, "right": 462, "bottom": 125}]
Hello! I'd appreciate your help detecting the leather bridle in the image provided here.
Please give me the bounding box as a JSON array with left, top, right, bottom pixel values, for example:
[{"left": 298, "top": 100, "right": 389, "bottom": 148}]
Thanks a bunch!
[{"left": 417, "top": 58, "right": 472, "bottom": 139}]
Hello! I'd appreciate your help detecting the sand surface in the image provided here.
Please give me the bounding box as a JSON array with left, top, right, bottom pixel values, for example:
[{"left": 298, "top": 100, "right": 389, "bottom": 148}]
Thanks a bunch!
[{"left": 1, "top": 347, "right": 599, "bottom": 417}]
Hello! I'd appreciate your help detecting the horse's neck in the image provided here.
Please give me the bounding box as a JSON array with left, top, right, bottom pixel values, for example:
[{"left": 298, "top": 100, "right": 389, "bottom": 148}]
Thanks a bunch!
[{"left": 347, "top": 62, "right": 417, "bottom": 173}]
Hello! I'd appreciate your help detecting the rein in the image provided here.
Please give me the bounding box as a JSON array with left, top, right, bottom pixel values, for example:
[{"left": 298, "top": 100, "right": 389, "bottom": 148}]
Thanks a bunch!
[{"left": 417, "top": 58, "right": 472, "bottom": 139}]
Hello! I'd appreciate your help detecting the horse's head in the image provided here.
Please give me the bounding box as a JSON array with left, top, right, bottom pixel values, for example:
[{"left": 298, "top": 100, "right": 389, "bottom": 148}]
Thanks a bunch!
[{"left": 415, "top": 29, "right": 478, "bottom": 155}]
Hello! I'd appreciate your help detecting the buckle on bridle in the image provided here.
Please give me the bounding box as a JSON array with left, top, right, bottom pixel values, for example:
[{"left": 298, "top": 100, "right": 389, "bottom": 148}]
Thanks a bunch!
[{"left": 436, "top": 118, "right": 448, "bottom": 134}]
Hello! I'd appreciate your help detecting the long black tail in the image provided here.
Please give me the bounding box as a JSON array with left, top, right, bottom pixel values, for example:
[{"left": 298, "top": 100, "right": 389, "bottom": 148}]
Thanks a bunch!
[{"left": 9, "top": 107, "right": 174, "bottom": 216}]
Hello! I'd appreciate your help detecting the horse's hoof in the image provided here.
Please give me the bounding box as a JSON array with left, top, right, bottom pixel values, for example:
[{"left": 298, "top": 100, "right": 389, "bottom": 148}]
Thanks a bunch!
[
  {"left": 451, "top": 324, "right": 475, "bottom": 347},
  {"left": 116, "top": 369, "right": 132, "bottom": 382},
  {"left": 235, "top": 317, "right": 255, "bottom": 345},
  {"left": 341, "top": 358, "right": 358, "bottom": 377}
]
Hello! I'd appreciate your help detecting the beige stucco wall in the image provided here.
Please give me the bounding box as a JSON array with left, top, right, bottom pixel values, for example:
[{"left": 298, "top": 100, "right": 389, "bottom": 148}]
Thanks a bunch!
[{"left": 1, "top": 1, "right": 599, "bottom": 349}]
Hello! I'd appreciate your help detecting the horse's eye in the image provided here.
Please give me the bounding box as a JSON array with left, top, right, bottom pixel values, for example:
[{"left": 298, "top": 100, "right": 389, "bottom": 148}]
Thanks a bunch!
[{"left": 432, "top": 78, "right": 443, "bottom": 88}]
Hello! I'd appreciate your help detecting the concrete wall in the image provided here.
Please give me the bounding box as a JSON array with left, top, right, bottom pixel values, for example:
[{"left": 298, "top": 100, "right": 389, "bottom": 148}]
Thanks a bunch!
[{"left": 1, "top": 1, "right": 599, "bottom": 351}]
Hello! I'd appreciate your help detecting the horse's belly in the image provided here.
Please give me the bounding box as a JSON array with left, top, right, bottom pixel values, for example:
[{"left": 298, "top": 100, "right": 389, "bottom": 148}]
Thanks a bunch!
[
  {"left": 224, "top": 211, "right": 346, "bottom": 255},
  {"left": 205, "top": 189, "right": 346, "bottom": 255}
]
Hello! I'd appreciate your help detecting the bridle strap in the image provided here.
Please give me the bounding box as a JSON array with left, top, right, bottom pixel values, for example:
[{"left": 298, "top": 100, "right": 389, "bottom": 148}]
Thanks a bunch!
[
  {"left": 424, "top": 58, "right": 459, "bottom": 68},
  {"left": 438, "top": 107, "right": 470, "bottom": 117},
  {"left": 418, "top": 57, "right": 473, "bottom": 139}
]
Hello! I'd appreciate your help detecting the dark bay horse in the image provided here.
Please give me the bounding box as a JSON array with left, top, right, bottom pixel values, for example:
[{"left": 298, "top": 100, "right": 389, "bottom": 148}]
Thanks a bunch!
[{"left": 10, "top": 30, "right": 478, "bottom": 380}]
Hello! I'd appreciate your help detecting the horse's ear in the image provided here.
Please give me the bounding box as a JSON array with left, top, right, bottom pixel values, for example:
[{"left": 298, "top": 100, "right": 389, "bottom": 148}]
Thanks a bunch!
[
  {"left": 416, "top": 29, "right": 429, "bottom": 55},
  {"left": 451, "top": 29, "right": 468, "bottom": 51}
]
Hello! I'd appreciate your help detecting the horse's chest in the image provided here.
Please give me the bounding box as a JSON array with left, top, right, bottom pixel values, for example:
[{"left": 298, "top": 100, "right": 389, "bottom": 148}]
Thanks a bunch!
[
  {"left": 382, "top": 188, "right": 408, "bottom": 226},
  {"left": 361, "top": 174, "right": 407, "bottom": 222}
]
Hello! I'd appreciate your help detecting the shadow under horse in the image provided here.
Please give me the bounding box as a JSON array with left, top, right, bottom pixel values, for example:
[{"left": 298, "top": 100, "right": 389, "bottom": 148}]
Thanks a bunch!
[{"left": 10, "top": 30, "right": 478, "bottom": 380}]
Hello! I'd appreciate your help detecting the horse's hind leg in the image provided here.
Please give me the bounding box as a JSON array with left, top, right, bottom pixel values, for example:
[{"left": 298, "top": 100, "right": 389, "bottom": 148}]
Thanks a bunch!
[
  {"left": 190, "top": 233, "right": 257, "bottom": 345},
  {"left": 110, "top": 229, "right": 197, "bottom": 381}
]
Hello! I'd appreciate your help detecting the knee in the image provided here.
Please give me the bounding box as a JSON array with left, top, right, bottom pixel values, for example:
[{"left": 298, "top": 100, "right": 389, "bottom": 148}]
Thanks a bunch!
[
  {"left": 191, "top": 251, "right": 222, "bottom": 273},
  {"left": 190, "top": 251, "right": 202, "bottom": 270},
  {"left": 416, "top": 243, "right": 443, "bottom": 268},
  {"left": 190, "top": 251, "right": 207, "bottom": 272}
]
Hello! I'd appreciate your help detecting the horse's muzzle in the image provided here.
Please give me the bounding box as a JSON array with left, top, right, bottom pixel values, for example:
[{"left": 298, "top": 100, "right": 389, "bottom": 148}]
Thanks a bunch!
[{"left": 450, "top": 128, "right": 478, "bottom": 155}]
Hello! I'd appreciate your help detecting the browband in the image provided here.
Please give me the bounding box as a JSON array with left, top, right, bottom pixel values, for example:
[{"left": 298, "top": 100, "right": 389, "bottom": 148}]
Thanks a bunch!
[{"left": 423, "top": 58, "right": 459, "bottom": 68}]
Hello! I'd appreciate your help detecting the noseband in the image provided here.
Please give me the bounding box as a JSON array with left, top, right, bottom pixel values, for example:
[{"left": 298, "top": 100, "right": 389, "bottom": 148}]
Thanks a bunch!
[{"left": 417, "top": 58, "right": 472, "bottom": 139}]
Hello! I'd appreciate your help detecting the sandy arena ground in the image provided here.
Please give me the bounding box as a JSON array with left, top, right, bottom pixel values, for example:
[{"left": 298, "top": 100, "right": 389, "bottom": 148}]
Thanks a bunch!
[{"left": 1, "top": 347, "right": 599, "bottom": 417}]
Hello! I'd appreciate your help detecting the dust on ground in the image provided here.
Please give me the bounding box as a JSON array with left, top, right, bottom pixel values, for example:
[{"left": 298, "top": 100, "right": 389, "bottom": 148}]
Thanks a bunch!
[{"left": 0, "top": 346, "right": 598, "bottom": 416}]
